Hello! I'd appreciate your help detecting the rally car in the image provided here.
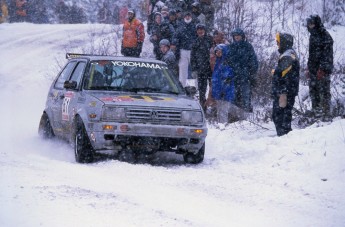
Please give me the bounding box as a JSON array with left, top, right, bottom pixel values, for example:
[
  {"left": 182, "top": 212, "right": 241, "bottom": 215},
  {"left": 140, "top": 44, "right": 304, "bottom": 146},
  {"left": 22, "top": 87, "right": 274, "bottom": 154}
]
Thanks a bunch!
[{"left": 38, "top": 53, "right": 208, "bottom": 164}]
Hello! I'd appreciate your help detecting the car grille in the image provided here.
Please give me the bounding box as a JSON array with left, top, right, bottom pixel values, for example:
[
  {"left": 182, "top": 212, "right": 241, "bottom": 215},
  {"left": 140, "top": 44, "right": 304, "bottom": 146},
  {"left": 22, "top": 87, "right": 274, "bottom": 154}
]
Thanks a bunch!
[{"left": 126, "top": 108, "right": 181, "bottom": 123}]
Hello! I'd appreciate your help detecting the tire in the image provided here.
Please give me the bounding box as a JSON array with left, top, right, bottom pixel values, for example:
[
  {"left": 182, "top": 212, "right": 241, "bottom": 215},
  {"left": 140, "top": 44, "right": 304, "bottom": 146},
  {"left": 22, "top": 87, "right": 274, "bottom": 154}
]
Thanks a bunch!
[
  {"left": 183, "top": 142, "right": 205, "bottom": 164},
  {"left": 38, "top": 113, "right": 55, "bottom": 139},
  {"left": 74, "top": 116, "right": 94, "bottom": 163},
  {"left": 118, "top": 149, "right": 137, "bottom": 164}
]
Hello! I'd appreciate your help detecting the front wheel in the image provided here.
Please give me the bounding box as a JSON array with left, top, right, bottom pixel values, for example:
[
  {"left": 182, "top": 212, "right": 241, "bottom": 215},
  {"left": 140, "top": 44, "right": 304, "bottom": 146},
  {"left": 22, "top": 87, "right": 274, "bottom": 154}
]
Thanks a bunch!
[
  {"left": 38, "top": 112, "right": 55, "bottom": 139},
  {"left": 74, "top": 116, "right": 94, "bottom": 163},
  {"left": 183, "top": 142, "right": 205, "bottom": 164}
]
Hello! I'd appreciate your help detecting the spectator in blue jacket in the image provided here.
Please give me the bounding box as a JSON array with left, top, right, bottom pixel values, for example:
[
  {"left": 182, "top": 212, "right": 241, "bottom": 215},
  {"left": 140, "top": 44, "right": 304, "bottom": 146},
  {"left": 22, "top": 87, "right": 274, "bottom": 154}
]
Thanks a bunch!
[
  {"left": 226, "top": 28, "right": 258, "bottom": 113},
  {"left": 212, "top": 44, "right": 239, "bottom": 123}
]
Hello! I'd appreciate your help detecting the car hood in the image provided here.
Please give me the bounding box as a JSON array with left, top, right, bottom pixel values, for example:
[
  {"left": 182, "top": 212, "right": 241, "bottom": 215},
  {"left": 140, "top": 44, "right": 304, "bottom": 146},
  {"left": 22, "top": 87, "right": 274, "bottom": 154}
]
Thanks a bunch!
[{"left": 88, "top": 91, "right": 201, "bottom": 110}]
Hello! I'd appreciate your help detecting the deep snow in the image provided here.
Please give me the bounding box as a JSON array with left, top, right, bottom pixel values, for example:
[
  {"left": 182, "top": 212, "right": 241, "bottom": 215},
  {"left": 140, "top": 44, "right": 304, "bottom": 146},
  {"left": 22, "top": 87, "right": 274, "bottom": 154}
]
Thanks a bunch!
[{"left": 0, "top": 23, "right": 345, "bottom": 227}]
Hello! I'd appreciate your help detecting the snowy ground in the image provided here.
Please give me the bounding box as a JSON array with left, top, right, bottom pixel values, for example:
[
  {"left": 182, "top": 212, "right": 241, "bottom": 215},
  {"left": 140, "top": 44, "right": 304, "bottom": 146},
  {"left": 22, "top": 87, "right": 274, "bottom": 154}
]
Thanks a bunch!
[{"left": 0, "top": 23, "right": 345, "bottom": 227}]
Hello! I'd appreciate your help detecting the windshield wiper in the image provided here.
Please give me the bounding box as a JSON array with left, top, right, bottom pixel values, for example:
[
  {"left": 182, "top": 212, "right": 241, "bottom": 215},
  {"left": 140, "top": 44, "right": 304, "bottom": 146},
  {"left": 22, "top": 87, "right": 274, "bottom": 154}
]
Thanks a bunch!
[
  {"left": 124, "top": 87, "right": 160, "bottom": 93},
  {"left": 89, "top": 86, "right": 112, "bottom": 90}
]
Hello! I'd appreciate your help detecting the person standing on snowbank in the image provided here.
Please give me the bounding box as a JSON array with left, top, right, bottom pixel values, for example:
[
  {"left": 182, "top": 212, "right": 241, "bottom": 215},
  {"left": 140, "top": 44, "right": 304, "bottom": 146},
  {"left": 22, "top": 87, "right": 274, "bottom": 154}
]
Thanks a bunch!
[
  {"left": 305, "top": 14, "right": 334, "bottom": 121},
  {"left": 272, "top": 32, "right": 300, "bottom": 136}
]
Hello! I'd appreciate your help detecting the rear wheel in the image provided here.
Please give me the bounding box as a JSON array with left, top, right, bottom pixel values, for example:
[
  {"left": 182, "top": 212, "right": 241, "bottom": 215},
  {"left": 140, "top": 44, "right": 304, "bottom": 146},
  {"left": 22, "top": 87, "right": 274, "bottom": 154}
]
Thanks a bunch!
[
  {"left": 74, "top": 116, "right": 94, "bottom": 163},
  {"left": 38, "top": 113, "right": 55, "bottom": 139},
  {"left": 183, "top": 142, "right": 205, "bottom": 164}
]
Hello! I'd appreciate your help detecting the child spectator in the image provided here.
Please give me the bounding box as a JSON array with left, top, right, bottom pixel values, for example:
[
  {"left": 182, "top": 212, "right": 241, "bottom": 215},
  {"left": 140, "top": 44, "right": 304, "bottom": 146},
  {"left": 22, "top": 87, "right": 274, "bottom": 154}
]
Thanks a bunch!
[{"left": 212, "top": 44, "right": 238, "bottom": 123}]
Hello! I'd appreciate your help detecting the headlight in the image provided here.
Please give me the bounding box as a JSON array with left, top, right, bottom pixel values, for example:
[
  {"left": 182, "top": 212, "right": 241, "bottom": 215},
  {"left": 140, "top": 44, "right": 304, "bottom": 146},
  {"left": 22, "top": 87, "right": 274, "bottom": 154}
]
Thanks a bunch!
[
  {"left": 102, "top": 106, "right": 126, "bottom": 121},
  {"left": 181, "top": 111, "right": 203, "bottom": 124}
]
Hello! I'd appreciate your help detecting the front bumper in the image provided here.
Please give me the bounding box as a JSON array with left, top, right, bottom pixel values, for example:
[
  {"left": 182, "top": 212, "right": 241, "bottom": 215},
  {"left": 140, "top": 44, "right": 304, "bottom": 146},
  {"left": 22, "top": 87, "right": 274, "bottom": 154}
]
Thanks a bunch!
[{"left": 86, "top": 122, "right": 207, "bottom": 154}]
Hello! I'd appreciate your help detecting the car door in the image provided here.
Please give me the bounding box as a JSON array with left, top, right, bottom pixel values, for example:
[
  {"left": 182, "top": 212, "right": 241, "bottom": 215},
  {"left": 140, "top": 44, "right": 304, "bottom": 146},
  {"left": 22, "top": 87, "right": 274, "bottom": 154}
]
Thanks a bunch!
[
  {"left": 60, "top": 61, "right": 87, "bottom": 136},
  {"left": 50, "top": 61, "right": 77, "bottom": 137}
]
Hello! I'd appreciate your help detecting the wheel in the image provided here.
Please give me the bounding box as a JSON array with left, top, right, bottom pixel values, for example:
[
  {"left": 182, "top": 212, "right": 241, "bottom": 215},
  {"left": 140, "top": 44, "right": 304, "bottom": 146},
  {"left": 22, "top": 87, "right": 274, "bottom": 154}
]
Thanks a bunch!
[
  {"left": 183, "top": 142, "right": 205, "bottom": 164},
  {"left": 74, "top": 116, "right": 94, "bottom": 163},
  {"left": 118, "top": 149, "right": 137, "bottom": 164},
  {"left": 38, "top": 113, "right": 55, "bottom": 139}
]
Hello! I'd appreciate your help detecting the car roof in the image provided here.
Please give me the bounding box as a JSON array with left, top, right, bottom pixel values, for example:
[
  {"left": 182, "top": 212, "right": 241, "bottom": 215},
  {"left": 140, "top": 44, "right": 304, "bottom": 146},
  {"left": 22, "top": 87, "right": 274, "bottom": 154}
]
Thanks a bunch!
[{"left": 66, "top": 53, "right": 166, "bottom": 65}]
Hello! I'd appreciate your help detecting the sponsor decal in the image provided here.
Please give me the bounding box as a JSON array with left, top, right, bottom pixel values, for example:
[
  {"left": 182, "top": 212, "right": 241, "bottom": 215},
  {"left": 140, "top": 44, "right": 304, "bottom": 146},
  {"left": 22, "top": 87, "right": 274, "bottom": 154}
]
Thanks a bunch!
[
  {"left": 100, "top": 95, "right": 175, "bottom": 102},
  {"left": 111, "top": 61, "right": 167, "bottom": 69}
]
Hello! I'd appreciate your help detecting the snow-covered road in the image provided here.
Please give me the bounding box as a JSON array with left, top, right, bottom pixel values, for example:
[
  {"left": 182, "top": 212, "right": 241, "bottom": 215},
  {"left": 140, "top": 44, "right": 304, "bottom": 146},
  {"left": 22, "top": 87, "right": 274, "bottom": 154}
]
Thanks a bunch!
[{"left": 1, "top": 23, "right": 344, "bottom": 227}]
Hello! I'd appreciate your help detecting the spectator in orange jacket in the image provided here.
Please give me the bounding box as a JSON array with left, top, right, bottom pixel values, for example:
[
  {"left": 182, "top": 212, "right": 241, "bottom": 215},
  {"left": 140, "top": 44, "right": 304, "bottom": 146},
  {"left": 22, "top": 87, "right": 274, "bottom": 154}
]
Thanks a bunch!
[
  {"left": 121, "top": 8, "right": 145, "bottom": 57},
  {"left": 0, "top": 0, "right": 9, "bottom": 23}
]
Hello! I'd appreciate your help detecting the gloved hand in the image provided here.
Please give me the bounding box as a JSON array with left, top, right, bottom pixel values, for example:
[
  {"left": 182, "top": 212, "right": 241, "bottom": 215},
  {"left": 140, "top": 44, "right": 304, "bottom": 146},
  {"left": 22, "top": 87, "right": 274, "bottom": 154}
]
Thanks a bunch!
[
  {"left": 191, "top": 71, "right": 198, "bottom": 79},
  {"left": 279, "top": 94, "right": 287, "bottom": 108},
  {"left": 224, "top": 77, "right": 231, "bottom": 84},
  {"left": 317, "top": 69, "right": 326, "bottom": 80}
]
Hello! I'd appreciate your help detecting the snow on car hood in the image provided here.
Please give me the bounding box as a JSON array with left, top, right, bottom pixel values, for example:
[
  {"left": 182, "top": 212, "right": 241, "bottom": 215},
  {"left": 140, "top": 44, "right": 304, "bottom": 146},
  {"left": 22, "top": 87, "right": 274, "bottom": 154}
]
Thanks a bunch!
[{"left": 88, "top": 91, "right": 201, "bottom": 110}]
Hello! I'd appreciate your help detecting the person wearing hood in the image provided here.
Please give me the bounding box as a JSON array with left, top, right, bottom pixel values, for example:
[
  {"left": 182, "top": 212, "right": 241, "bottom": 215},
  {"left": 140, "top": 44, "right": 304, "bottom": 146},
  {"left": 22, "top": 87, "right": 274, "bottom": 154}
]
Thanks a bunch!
[
  {"left": 211, "top": 44, "right": 237, "bottom": 123},
  {"left": 149, "top": 12, "right": 175, "bottom": 60},
  {"left": 272, "top": 32, "right": 300, "bottom": 136},
  {"left": 306, "top": 15, "right": 334, "bottom": 121},
  {"left": 226, "top": 28, "right": 258, "bottom": 114},
  {"left": 191, "top": 2, "right": 204, "bottom": 25},
  {"left": 121, "top": 8, "right": 145, "bottom": 57}
]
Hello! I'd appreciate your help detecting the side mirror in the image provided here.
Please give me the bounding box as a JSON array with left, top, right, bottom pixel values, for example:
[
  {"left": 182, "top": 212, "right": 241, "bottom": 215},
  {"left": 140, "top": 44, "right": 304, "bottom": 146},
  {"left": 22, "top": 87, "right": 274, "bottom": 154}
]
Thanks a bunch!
[
  {"left": 63, "top": 80, "right": 78, "bottom": 90},
  {"left": 185, "top": 86, "right": 197, "bottom": 97}
]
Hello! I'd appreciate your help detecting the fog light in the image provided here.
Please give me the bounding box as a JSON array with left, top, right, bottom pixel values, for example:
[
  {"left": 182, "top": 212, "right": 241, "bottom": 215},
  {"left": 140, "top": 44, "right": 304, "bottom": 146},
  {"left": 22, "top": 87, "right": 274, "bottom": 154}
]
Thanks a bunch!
[
  {"left": 103, "top": 125, "right": 115, "bottom": 130},
  {"left": 193, "top": 129, "right": 203, "bottom": 134}
]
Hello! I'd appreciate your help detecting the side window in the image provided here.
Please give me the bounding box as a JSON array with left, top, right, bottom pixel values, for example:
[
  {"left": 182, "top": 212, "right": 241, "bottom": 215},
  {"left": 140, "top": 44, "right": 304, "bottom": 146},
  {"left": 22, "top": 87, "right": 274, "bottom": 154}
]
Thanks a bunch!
[
  {"left": 54, "top": 62, "right": 77, "bottom": 89},
  {"left": 70, "top": 62, "right": 86, "bottom": 87}
]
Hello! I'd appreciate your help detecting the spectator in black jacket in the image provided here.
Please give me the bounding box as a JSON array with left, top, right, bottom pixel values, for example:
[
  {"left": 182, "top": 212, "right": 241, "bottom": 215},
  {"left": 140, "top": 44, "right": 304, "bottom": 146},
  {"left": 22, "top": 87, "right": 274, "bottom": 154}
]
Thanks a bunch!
[
  {"left": 168, "top": 10, "right": 179, "bottom": 31},
  {"left": 191, "top": 23, "right": 213, "bottom": 110},
  {"left": 306, "top": 15, "right": 334, "bottom": 121},
  {"left": 149, "top": 12, "right": 175, "bottom": 60},
  {"left": 171, "top": 11, "right": 198, "bottom": 87},
  {"left": 272, "top": 32, "right": 300, "bottom": 136}
]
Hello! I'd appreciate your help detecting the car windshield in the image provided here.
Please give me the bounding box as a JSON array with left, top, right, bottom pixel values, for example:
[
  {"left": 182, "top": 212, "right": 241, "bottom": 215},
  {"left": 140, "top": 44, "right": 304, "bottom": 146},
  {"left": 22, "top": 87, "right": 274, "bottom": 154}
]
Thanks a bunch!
[{"left": 83, "top": 60, "right": 184, "bottom": 95}]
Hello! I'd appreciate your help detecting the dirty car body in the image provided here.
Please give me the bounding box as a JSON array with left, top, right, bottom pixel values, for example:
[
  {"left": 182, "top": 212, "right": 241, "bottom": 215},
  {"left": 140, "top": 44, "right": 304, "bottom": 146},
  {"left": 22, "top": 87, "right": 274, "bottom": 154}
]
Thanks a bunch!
[{"left": 38, "top": 54, "right": 208, "bottom": 164}]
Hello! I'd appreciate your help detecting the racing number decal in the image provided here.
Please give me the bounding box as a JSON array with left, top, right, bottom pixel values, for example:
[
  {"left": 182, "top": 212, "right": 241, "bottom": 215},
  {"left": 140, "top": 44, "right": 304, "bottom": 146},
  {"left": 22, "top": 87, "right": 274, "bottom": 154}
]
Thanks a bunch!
[
  {"left": 61, "top": 92, "right": 74, "bottom": 121},
  {"left": 62, "top": 97, "right": 71, "bottom": 121}
]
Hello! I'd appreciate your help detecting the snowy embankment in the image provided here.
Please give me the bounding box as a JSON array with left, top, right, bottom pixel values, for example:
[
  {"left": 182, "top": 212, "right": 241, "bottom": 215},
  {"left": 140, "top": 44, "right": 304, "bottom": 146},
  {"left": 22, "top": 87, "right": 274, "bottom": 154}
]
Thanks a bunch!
[{"left": 0, "top": 23, "right": 344, "bottom": 227}]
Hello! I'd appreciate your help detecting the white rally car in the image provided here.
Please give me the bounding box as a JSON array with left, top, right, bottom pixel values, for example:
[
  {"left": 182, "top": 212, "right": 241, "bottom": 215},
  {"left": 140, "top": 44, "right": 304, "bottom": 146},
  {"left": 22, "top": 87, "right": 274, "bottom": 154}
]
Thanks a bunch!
[{"left": 38, "top": 54, "right": 208, "bottom": 164}]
